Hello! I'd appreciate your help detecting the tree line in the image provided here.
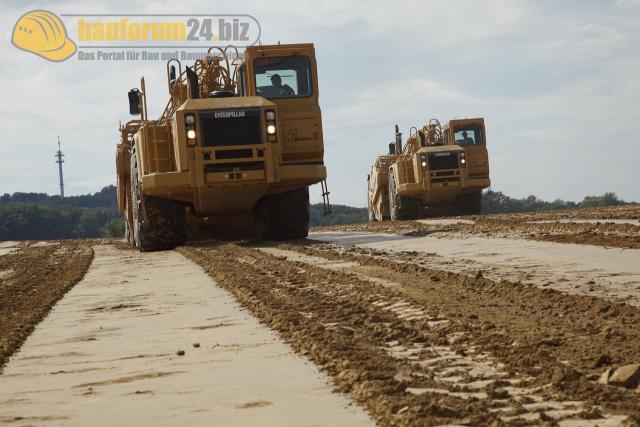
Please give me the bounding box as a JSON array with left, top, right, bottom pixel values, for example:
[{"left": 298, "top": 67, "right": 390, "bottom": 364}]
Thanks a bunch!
[
  {"left": 480, "top": 190, "right": 630, "bottom": 214},
  {"left": 0, "top": 186, "right": 121, "bottom": 240}
]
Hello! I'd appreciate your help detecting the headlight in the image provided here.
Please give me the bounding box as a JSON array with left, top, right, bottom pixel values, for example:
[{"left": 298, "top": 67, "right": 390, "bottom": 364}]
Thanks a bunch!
[
  {"left": 187, "top": 129, "right": 196, "bottom": 139},
  {"left": 267, "top": 124, "right": 276, "bottom": 135},
  {"left": 420, "top": 154, "right": 427, "bottom": 161},
  {"left": 420, "top": 154, "right": 427, "bottom": 169},
  {"left": 185, "top": 114, "right": 195, "bottom": 125},
  {"left": 265, "top": 110, "right": 275, "bottom": 121}
]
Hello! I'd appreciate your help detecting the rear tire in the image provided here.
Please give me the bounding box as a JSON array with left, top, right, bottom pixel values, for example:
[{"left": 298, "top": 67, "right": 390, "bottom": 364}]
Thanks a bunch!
[
  {"left": 130, "top": 152, "right": 186, "bottom": 251},
  {"left": 255, "top": 187, "right": 310, "bottom": 240},
  {"left": 389, "top": 172, "right": 420, "bottom": 221}
]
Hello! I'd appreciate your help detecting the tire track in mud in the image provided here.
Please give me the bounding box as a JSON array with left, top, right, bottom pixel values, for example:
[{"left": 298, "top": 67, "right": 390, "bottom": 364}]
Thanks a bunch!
[
  {"left": 281, "top": 242, "right": 640, "bottom": 374},
  {"left": 180, "top": 243, "right": 639, "bottom": 426}
]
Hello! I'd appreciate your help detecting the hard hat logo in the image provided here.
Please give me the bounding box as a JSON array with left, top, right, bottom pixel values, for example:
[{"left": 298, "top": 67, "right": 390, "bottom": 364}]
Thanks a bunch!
[{"left": 12, "top": 10, "right": 77, "bottom": 62}]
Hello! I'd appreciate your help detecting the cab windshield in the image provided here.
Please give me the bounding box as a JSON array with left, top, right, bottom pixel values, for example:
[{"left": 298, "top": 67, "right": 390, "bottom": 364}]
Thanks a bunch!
[
  {"left": 253, "top": 55, "right": 313, "bottom": 99},
  {"left": 454, "top": 124, "right": 484, "bottom": 146}
]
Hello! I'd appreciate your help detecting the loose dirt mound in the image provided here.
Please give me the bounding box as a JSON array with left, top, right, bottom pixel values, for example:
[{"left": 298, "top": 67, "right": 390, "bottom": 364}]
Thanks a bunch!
[
  {"left": 0, "top": 241, "right": 93, "bottom": 370},
  {"left": 485, "top": 205, "right": 640, "bottom": 221}
]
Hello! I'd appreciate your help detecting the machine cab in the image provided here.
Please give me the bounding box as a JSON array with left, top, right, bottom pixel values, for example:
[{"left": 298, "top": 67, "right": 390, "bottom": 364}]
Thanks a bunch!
[
  {"left": 443, "top": 118, "right": 490, "bottom": 187},
  {"left": 237, "top": 44, "right": 324, "bottom": 164}
]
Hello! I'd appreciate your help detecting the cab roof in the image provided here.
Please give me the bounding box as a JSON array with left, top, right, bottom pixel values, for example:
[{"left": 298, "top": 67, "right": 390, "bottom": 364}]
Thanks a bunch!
[
  {"left": 442, "top": 118, "right": 485, "bottom": 131},
  {"left": 240, "top": 43, "right": 316, "bottom": 65}
]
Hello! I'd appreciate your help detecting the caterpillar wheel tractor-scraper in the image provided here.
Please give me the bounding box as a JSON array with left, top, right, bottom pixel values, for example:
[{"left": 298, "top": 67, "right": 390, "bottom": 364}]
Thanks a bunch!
[
  {"left": 367, "top": 118, "right": 490, "bottom": 221},
  {"left": 115, "top": 44, "right": 331, "bottom": 251}
]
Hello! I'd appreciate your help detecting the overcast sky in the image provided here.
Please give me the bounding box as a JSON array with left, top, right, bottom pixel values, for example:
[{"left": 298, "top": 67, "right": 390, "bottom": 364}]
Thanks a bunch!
[{"left": 1, "top": 0, "right": 639, "bottom": 207}]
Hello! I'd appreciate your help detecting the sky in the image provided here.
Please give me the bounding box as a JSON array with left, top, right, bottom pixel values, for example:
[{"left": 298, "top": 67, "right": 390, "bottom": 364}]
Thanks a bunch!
[{"left": 1, "top": 0, "right": 639, "bottom": 207}]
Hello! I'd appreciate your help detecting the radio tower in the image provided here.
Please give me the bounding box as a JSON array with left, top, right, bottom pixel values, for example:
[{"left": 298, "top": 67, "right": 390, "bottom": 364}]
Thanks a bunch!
[{"left": 55, "top": 137, "right": 65, "bottom": 198}]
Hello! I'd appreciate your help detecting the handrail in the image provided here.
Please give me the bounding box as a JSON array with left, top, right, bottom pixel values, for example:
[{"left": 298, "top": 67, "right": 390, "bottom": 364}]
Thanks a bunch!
[{"left": 155, "top": 45, "right": 240, "bottom": 125}]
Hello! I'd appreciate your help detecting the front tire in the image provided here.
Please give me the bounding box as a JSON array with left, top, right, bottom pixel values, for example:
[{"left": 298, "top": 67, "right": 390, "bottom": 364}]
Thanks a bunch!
[
  {"left": 255, "top": 187, "right": 310, "bottom": 240},
  {"left": 130, "top": 152, "right": 186, "bottom": 251},
  {"left": 124, "top": 179, "right": 135, "bottom": 246},
  {"left": 389, "top": 172, "right": 420, "bottom": 221}
]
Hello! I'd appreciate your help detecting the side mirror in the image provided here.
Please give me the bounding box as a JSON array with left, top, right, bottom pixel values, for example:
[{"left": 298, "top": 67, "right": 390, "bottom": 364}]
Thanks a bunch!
[
  {"left": 128, "top": 89, "right": 141, "bottom": 115},
  {"left": 169, "top": 65, "right": 176, "bottom": 83}
]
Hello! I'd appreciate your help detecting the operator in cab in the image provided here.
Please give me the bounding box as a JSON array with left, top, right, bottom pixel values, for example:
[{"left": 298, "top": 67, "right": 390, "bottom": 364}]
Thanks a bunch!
[
  {"left": 270, "top": 74, "right": 295, "bottom": 96},
  {"left": 460, "top": 131, "right": 475, "bottom": 145}
]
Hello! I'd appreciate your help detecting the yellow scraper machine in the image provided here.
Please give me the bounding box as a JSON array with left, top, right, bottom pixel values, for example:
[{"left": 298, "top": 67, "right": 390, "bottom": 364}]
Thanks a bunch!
[
  {"left": 368, "top": 118, "right": 490, "bottom": 220},
  {"left": 116, "top": 44, "right": 331, "bottom": 251}
]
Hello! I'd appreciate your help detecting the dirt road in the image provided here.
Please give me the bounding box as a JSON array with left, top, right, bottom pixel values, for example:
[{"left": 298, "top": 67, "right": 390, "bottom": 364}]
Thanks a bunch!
[
  {"left": 0, "top": 246, "right": 372, "bottom": 426},
  {"left": 0, "top": 206, "right": 639, "bottom": 426}
]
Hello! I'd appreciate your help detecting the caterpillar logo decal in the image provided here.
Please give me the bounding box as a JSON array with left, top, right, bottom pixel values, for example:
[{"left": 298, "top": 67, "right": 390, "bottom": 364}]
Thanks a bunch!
[
  {"left": 12, "top": 10, "right": 77, "bottom": 62},
  {"left": 214, "top": 111, "right": 246, "bottom": 119}
]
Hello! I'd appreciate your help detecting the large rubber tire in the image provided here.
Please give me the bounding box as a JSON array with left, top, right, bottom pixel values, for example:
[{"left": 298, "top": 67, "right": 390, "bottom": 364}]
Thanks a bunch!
[
  {"left": 452, "top": 190, "right": 482, "bottom": 215},
  {"left": 367, "top": 189, "right": 376, "bottom": 222},
  {"left": 389, "top": 172, "right": 420, "bottom": 221},
  {"left": 124, "top": 220, "right": 132, "bottom": 246},
  {"left": 130, "top": 152, "right": 186, "bottom": 251},
  {"left": 255, "top": 187, "right": 310, "bottom": 240},
  {"left": 123, "top": 179, "right": 135, "bottom": 246}
]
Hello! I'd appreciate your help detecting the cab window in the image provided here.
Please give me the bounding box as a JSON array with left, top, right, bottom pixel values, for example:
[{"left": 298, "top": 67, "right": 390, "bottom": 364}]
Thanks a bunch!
[
  {"left": 454, "top": 125, "right": 484, "bottom": 146},
  {"left": 253, "top": 55, "right": 313, "bottom": 99}
]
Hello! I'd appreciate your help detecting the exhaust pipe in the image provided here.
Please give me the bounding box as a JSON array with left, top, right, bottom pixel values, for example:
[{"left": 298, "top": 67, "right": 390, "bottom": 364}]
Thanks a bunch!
[
  {"left": 186, "top": 66, "right": 199, "bottom": 99},
  {"left": 394, "top": 124, "right": 402, "bottom": 154}
]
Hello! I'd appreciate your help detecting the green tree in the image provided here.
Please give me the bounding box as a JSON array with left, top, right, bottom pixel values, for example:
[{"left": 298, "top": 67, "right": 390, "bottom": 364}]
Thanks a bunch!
[
  {"left": 579, "top": 192, "right": 623, "bottom": 208},
  {"left": 102, "top": 218, "right": 125, "bottom": 238}
]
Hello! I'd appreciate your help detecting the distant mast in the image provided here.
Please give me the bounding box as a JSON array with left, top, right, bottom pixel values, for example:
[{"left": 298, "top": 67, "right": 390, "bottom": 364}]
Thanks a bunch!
[{"left": 55, "top": 137, "right": 65, "bottom": 198}]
